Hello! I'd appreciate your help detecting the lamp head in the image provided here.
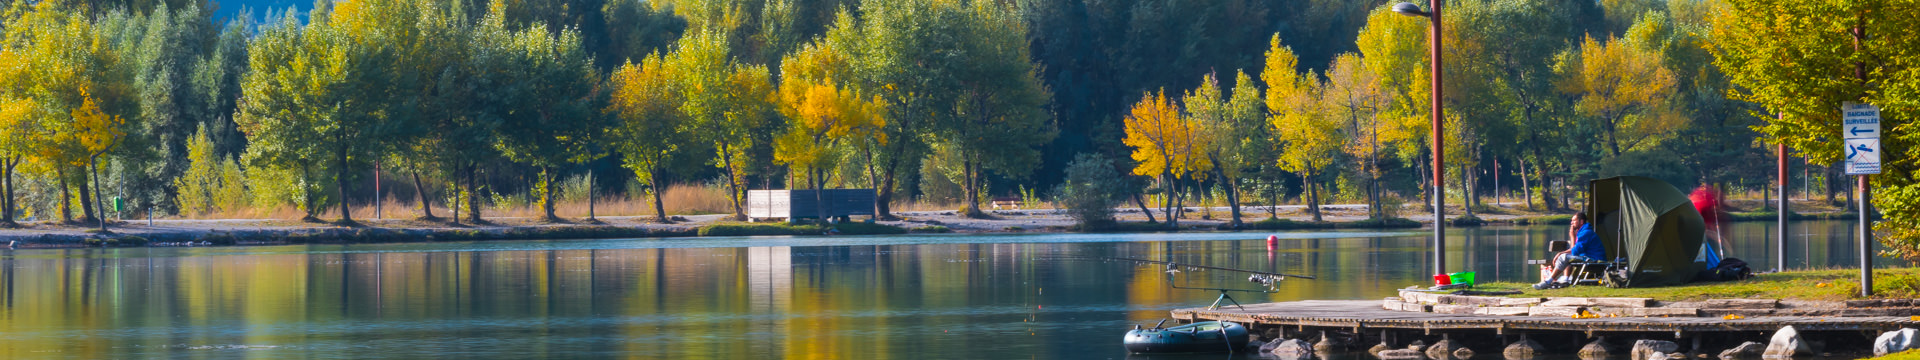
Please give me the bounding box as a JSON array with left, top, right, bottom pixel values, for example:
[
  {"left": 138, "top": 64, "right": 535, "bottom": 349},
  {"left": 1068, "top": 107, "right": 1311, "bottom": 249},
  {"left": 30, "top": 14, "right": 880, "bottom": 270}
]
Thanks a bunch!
[{"left": 1393, "top": 2, "right": 1430, "bottom": 17}]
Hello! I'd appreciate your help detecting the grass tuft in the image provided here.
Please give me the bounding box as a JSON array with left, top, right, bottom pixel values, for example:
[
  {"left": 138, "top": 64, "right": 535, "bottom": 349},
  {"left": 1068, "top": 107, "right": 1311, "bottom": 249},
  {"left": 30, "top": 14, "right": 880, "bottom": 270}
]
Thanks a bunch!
[{"left": 1477, "top": 267, "right": 1920, "bottom": 301}]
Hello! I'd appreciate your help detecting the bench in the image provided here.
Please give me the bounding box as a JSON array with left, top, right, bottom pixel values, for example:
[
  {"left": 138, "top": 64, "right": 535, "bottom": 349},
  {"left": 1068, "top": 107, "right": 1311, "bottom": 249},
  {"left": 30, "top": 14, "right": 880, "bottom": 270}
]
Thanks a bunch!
[{"left": 990, "top": 197, "right": 1022, "bottom": 210}]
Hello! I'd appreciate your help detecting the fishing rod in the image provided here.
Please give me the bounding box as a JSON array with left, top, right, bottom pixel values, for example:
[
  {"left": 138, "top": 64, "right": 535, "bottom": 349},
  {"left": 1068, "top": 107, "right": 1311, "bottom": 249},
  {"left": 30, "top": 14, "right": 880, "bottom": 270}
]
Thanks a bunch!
[
  {"left": 1101, "top": 257, "right": 1315, "bottom": 280},
  {"left": 1060, "top": 256, "right": 1317, "bottom": 310}
]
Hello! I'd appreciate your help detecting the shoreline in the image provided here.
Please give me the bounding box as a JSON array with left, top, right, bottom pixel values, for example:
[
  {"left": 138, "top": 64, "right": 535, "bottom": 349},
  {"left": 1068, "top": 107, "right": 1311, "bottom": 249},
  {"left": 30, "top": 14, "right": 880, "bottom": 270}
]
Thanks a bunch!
[{"left": 0, "top": 205, "right": 1860, "bottom": 248}]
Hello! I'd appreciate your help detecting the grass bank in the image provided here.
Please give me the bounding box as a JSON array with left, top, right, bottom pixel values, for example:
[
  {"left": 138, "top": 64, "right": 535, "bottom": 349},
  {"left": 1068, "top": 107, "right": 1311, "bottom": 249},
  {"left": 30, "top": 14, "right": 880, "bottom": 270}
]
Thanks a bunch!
[
  {"left": 697, "top": 222, "right": 909, "bottom": 236},
  {"left": 1474, "top": 268, "right": 1920, "bottom": 301}
]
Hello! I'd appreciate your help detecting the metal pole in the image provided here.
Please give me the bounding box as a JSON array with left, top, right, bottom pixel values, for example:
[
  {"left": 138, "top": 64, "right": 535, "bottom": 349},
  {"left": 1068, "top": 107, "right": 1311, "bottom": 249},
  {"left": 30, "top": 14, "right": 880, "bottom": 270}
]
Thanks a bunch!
[
  {"left": 1430, "top": 0, "right": 1447, "bottom": 278},
  {"left": 375, "top": 163, "right": 382, "bottom": 220},
  {"left": 1777, "top": 144, "right": 1788, "bottom": 271},
  {"left": 1855, "top": 19, "right": 1872, "bottom": 297},
  {"left": 1860, "top": 175, "right": 1872, "bottom": 297}
]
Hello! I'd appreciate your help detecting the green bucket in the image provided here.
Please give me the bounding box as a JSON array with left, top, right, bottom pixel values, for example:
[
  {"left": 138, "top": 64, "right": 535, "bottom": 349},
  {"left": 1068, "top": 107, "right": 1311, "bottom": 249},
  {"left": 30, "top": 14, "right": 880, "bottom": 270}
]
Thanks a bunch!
[{"left": 1448, "top": 271, "right": 1476, "bottom": 286}]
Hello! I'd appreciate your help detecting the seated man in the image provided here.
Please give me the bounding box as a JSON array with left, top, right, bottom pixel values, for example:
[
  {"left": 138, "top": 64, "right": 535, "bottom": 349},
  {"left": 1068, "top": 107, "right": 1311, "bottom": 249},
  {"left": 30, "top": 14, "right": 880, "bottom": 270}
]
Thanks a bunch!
[{"left": 1535, "top": 212, "right": 1603, "bottom": 289}]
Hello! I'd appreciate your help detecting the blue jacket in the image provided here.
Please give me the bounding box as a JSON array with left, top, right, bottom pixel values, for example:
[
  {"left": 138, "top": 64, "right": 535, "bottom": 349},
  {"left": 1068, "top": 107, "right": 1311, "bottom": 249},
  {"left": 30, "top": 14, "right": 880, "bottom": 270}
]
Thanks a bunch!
[{"left": 1570, "top": 223, "right": 1604, "bottom": 260}]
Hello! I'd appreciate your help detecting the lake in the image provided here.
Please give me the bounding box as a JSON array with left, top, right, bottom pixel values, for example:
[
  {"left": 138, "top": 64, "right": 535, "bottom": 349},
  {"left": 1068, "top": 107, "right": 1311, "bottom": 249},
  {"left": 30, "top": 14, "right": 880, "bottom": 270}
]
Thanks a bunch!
[{"left": 0, "top": 220, "right": 1894, "bottom": 359}]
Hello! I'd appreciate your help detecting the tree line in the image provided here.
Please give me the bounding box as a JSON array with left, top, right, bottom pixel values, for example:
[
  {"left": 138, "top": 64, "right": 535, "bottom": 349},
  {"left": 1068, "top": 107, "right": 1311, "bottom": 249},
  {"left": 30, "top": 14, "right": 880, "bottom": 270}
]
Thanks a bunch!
[{"left": 2, "top": 0, "right": 1913, "bottom": 256}]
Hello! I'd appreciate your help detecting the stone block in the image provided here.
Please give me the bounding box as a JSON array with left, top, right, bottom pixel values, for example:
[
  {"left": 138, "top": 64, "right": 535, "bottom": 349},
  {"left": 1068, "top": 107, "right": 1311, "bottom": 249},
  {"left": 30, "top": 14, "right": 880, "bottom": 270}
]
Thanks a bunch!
[
  {"left": 1543, "top": 297, "right": 1598, "bottom": 307},
  {"left": 1627, "top": 308, "right": 1700, "bottom": 317},
  {"left": 1847, "top": 299, "right": 1884, "bottom": 308},
  {"left": 1595, "top": 297, "right": 1654, "bottom": 308},
  {"left": 1473, "top": 306, "right": 1532, "bottom": 316},
  {"left": 1394, "top": 302, "right": 1432, "bottom": 312},
  {"left": 1433, "top": 304, "right": 1477, "bottom": 314},
  {"left": 1401, "top": 290, "right": 1441, "bottom": 304},
  {"left": 1700, "top": 309, "right": 1774, "bottom": 318},
  {"left": 1529, "top": 306, "right": 1583, "bottom": 317},
  {"left": 1499, "top": 297, "right": 1546, "bottom": 306},
  {"left": 1702, "top": 299, "right": 1778, "bottom": 309}
]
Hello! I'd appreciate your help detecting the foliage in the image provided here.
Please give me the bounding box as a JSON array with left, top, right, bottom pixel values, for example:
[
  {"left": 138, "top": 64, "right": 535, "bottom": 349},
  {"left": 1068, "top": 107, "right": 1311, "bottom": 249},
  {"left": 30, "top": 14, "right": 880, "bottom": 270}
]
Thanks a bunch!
[
  {"left": 1711, "top": 0, "right": 1920, "bottom": 261},
  {"left": 1055, "top": 153, "right": 1126, "bottom": 230},
  {"left": 608, "top": 52, "right": 691, "bottom": 222},
  {"left": 1558, "top": 31, "right": 1679, "bottom": 157},
  {"left": 173, "top": 124, "right": 245, "bottom": 216},
  {"left": 1264, "top": 36, "right": 1342, "bottom": 222}
]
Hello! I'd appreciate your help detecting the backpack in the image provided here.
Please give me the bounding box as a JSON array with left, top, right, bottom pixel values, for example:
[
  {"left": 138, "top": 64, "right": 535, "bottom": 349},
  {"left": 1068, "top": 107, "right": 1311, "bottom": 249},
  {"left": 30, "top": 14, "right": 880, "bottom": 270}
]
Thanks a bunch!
[{"left": 1697, "top": 257, "right": 1753, "bottom": 282}]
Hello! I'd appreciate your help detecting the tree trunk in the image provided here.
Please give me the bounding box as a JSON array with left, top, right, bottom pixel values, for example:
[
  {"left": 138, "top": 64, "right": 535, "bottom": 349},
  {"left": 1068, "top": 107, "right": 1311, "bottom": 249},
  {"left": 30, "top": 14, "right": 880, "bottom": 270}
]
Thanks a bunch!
[
  {"left": 90, "top": 157, "right": 106, "bottom": 231},
  {"left": 2, "top": 157, "right": 15, "bottom": 226},
  {"left": 300, "top": 162, "right": 318, "bottom": 221},
  {"left": 1306, "top": 168, "right": 1323, "bottom": 222},
  {"left": 649, "top": 170, "right": 669, "bottom": 223},
  {"left": 78, "top": 167, "right": 95, "bottom": 223},
  {"left": 1540, "top": 158, "right": 1559, "bottom": 212},
  {"left": 337, "top": 141, "right": 354, "bottom": 224},
  {"left": 541, "top": 167, "right": 558, "bottom": 221},
  {"left": 1215, "top": 166, "right": 1243, "bottom": 228},
  {"left": 718, "top": 143, "right": 745, "bottom": 220},
  {"left": 813, "top": 168, "right": 827, "bottom": 223},
  {"left": 863, "top": 145, "right": 883, "bottom": 219},
  {"left": 1133, "top": 192, "right": 1156, "bottom": 223},
  {"left": 960, "top": 158, "right": 983, "bottom": 218},
  {"left": 57, "top": 167, "right": 71, "bottom": 223},
  {"left": 1520, "top": 157, "right": 1533, "bottom": 211},
  {"left": 1825, "top": 165, "right": 1838, "bottom": 206},
  {"left": 1162, "top": 174, "right": 1179, "bottom": 228},
  {"left": 1463, "top": 163, "right": 1476, "bottom": 219},
  {"left": 413, "top": 171, "right": 436, "bottom": 220},
  {"left": 467, "top": 164, "right": 482, "bottom": 224}
]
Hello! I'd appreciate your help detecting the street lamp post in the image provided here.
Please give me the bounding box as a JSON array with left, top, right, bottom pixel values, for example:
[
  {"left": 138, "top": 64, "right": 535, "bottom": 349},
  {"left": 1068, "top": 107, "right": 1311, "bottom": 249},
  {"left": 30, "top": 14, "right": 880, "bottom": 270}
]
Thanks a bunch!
[{"left": 1394, "top": 1, "right": 1446, "bottom": 279}]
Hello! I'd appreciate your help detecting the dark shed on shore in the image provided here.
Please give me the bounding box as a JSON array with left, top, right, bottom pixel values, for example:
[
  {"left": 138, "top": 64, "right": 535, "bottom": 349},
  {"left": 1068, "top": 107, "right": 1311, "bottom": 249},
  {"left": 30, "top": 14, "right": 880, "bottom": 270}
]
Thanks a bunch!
[{"left": 746, "top": 189, "right": 875, "bottom": 221}]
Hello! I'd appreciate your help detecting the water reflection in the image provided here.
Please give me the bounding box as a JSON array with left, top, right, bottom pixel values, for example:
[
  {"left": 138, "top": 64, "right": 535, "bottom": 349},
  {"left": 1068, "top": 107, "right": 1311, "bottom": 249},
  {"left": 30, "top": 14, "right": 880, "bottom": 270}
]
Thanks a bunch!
[{"left": 0, "top": 221, "right": 1893, "bottom": 359}]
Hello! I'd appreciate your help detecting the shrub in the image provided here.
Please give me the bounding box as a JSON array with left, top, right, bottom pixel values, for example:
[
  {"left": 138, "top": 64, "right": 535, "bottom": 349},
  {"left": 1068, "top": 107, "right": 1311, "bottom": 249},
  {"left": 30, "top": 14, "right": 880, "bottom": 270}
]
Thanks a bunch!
[
  {"left": 1449, "top": 214, "right": 1486, "bottom": 227},
  {"left": 909, "top": 225, "right": 952, "bottom": 233},
  {"left": 1056, "top": 153, "right": 1126, "bottom": 230},
  {"left": 832, "top": 222, "right": 908, "bottom": 235},
  {"left": 699, "top": 223, "right": 823, "bottom": 236}
]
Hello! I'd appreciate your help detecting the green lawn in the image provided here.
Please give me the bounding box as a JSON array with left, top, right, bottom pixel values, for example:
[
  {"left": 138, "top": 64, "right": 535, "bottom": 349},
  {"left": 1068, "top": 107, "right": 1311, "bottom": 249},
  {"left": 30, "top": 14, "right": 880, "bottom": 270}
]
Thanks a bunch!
[{"left": 1475, "top": 267, "right": 1920, "bottom": 301}]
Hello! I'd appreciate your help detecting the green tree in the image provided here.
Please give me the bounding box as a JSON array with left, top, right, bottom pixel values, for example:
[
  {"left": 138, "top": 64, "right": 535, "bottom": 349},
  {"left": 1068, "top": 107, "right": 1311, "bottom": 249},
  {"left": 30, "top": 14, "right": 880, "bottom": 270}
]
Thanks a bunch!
[
  {"left": 919, "top": 2, "right": 1055, "bottom": 217},
  {"left": 607, "top": 52, "right": 688, "bottom": 223},
  {"left": 173, "top": 124, "right": 244, "bottom": 216},
  {"left": 1711, "top": 0, "right": 1920, "bottom": 260},
  {"left": 474, "top": 9, "right": 606, "bottom": 222}
]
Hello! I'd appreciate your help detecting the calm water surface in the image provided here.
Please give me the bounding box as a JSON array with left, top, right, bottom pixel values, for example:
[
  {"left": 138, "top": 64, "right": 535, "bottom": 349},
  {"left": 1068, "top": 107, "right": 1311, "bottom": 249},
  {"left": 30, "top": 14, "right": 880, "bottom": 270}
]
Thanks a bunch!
[{"left": 0, "top": 221, "right": 1895, "bottom": 359}]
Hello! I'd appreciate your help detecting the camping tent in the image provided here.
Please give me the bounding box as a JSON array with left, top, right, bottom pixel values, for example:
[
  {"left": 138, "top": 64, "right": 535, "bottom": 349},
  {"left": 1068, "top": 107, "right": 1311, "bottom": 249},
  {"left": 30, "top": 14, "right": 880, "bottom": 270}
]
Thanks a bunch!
[{"left": 1587, "top": 176, "right": 1707, "bottom": 287}]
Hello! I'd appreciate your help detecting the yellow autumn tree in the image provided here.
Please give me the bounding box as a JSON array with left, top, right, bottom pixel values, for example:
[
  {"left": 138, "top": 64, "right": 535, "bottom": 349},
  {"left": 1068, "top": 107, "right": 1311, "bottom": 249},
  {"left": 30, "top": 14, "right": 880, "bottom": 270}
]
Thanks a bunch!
[
  {"left": 1559, "top": 34, "right": 1679, "bottom": 157},
  {"left": 1124, "top": 89, "right": 1210, "bottom": 227},
  {"left": 1263, "top": 36, "right": 1342, "bottom": 222},
  {"left": 1323, "top": 53, "right": 1393, "bottom": 219},
  {"left": 774, "top": 40, "right": 885, "bottom": 220},
  {"left": 67, "top": 93, "right": 126, "bottom": 225}
]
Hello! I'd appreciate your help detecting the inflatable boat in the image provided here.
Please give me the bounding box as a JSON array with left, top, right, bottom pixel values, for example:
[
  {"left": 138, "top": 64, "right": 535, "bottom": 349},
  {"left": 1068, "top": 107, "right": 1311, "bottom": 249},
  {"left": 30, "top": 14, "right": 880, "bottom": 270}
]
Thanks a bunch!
[{"left": 1122, "top": 321, "right": 1249, "bottom": 353}]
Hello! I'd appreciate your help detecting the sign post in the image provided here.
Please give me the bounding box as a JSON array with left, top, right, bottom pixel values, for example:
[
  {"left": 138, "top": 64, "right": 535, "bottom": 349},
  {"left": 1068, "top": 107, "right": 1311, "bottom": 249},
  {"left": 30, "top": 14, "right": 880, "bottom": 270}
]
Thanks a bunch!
[{"left": 1843, "top": 102, "right": 1879, "bottom": 296}]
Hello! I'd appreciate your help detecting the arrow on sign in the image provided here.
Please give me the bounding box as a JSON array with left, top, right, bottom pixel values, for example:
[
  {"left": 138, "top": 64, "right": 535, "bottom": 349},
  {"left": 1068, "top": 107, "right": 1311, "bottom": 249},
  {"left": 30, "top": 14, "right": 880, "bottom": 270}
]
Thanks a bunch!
[
  {"left": 1852, "top": 127, "right": 1875, "bottom": 136},
  {"left": 1849, "top": 143, "right": 1875, "bottom": 159}
]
